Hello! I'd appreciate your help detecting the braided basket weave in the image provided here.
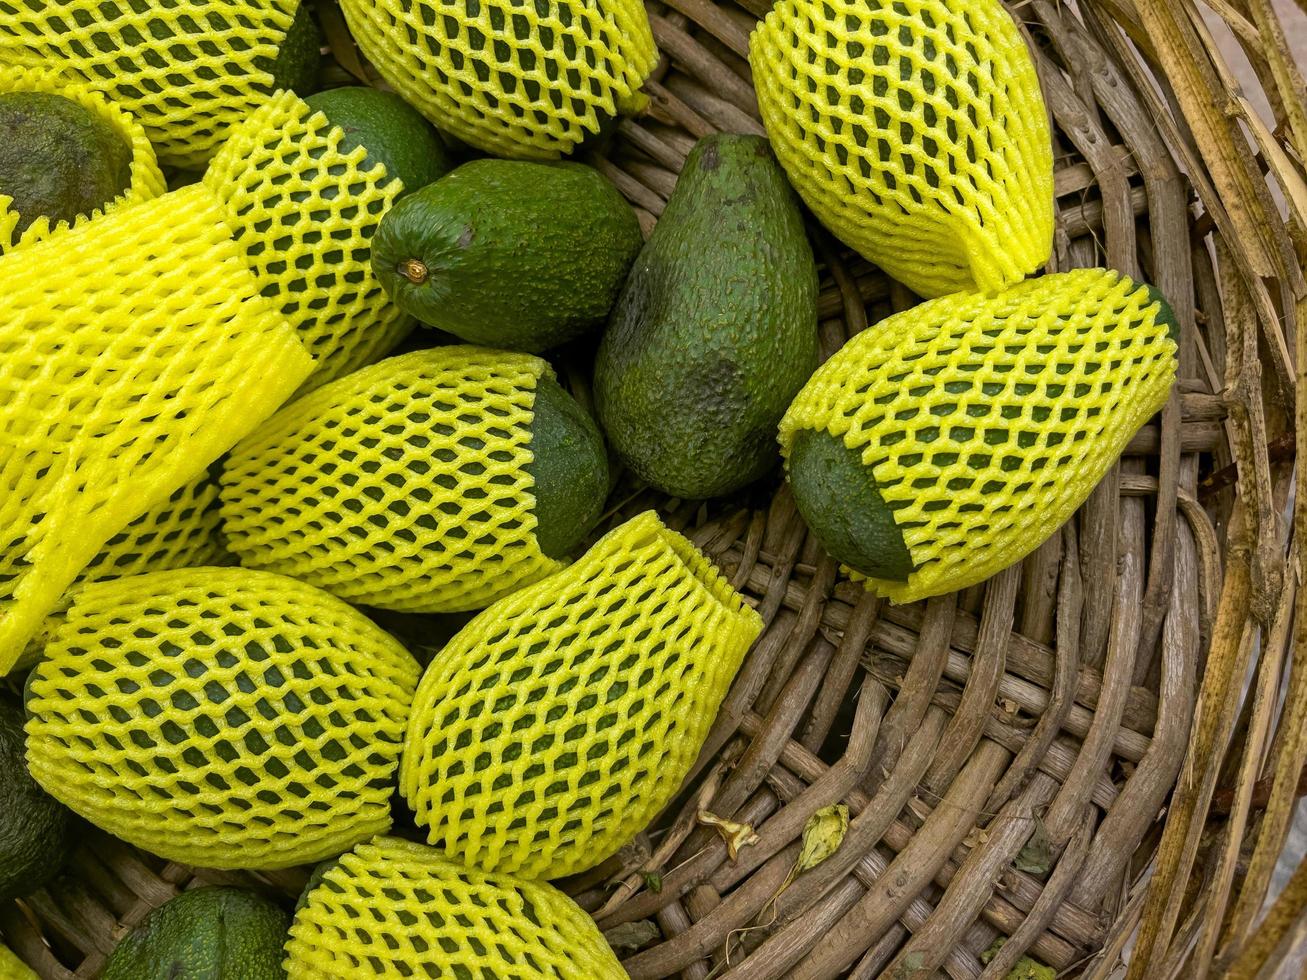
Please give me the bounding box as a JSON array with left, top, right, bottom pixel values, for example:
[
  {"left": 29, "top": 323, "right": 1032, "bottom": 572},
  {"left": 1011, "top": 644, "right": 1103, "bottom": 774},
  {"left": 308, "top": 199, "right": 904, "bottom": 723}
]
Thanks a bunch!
[{"left": 4, "top": 0, "right": 1305, "bottom": 977}]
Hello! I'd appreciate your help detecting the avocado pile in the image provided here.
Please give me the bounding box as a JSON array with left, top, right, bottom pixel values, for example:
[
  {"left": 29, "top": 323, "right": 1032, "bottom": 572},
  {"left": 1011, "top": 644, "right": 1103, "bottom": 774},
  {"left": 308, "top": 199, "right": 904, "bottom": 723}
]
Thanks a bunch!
[{"left": 0, "top": 0, "right": 1180, "bottom": 977}]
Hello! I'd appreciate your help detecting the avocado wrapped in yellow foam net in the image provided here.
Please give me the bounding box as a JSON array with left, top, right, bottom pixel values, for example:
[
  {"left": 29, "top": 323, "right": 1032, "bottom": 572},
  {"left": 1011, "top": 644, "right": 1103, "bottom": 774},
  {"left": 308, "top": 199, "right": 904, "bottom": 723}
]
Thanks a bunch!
[
  {"left": 400, "top": 510, "right": 762, "bottom": 879},
  {"left": 338, "top": 0, "right": 658, "bottom": 159},
  {"left": 286, "top": 836, "right": 625, "bottom": 979},
  {"left": 78, "top": 477, "right": 227, "bottom": 586},
  {"left": 202, "top": 90, "right": 413, "bottom": 392},
  {"left": 70, "top": 88, "right": 416, "bottom": 586},
  {"left": 0, "top": 0, "right": 301, "bottom": 168},
  {"left": 221, "top": 347, "right": 568, "bottom": 614},
  {"left": 0, "top": 186, "right": 313, "bottom": 673},
  {"left": 750, "top": 0, "right": 1053, "bottom": 298},
  {"left": 779, "top": 268, "right": 1178, "bottom": 603},
  {"left": 0, "top": 64, "right": 164, "bottom": 254},
  {"left": 25, "top": 568, "right": 420, "bottom": 870}
]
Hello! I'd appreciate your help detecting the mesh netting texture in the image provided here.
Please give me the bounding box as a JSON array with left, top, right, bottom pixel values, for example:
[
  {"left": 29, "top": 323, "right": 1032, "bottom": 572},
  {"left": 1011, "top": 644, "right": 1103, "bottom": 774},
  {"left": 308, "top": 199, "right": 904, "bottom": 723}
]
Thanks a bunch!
[
  {"left": 78, "top": 477, "right": 227, "bottom": 586},
  {"left": 400, "top": 510, "right": 763, "bottom": 879},
  {"left": 0, "top": 0, "right": 300, "bottom": 168},
  {"left": 221, "top": 347, "right": 568, "bottom": 614},
  {"left": 0, "top": 63, "right": 165, "bottom": 254},
  {"left": 0, "top": 185, "right": 313, "bottom": 675},
  {"left": 286, "top": 836, "right": 626, "bottom": 978},
  {"left": 338, "top": 0, "right": 658, "bottom": 159},
  {"left": 24, "top": 568, "right": 420, "bottom": 870},
  {"left": 202, "top": 90, "right": 413, "bottom": 392},
  {"left": 779, "top": 268, "right": 1178, "bottom": 603},
  {"left": 750, "top": 0, "right": 1053, "bottom": 298}
]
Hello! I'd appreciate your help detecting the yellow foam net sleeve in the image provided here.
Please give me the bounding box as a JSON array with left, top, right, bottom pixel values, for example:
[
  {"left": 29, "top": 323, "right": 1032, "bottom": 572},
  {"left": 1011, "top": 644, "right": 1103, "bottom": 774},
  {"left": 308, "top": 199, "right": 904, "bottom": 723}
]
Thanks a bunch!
[
  {"left": 750, "top": 0, "right": 1053, "bottom": 298},
  {"left": 286, "top": 836, "right": 625, "bottom": 979},
  {"left": 0, "top": 185, "right": 313, "bottom": 674},
  {"left": 0, "top": 0, "right": 300, "bottom": 168},
  {"left": 779, "top": 268, "right": 1178, "bottom": 604},
  {"left": 203, "top": 90, "right": 413, "bottom": 392},
  {"left": 0, "top": 944, "right": 36, "bottom": 980},
  {"left": 78, "top": 477, "right": 227, "bottom": 586},
  {"left": 401, "top": 510, "right": 763, "bottom": 879},
  {"left": 339, "top": 0, "right": 658, "bottom": 159},
  {"left": 0, "top": 63, "right": 165, "bottom": 254},
  {"left": 221, "top": 347, "right": 566, "bottom": 614},
  {"left": 24, "top": 568, "right": 421, "bottom": 870}
]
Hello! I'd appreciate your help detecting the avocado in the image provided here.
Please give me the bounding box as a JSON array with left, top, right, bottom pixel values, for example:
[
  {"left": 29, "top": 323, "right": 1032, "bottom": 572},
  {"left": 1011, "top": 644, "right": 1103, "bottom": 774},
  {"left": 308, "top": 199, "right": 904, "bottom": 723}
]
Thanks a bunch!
[
  {"left": 594, "top": 134, "right": 819, "bottom": 499},
  {"left": 787, "top": 429, "right": 914, "bottom": 580},
  {"left": 265, "top": 2, "right": 322, "bottom": 95},
  {"left": 102, "top": 886, "right": 291, "bottom": 980},
  {"left": 0, "top": 692, "right": 73, "bottom": 900},
  {"left": 294, "top": 858, "right": 341, "bottom": 916},
  {"left": 370, "top": 159, "right": 643, "bottom": 352},
  {"left": 0, "top": 92, "right": 132, "bottom": 236},
  {"left": 304, "top": 86, "right": 452, "bottom": 195},
  {"left": 528, "top": 377, "right": 610, "bottom": 559},
  {"left": 1145, "top": 285, "right": 1181, "bottom": 344}
]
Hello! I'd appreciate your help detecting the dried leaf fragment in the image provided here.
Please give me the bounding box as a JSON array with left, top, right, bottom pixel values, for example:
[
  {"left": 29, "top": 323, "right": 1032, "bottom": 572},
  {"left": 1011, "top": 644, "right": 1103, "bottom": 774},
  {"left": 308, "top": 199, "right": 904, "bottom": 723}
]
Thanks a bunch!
[
  {"left": 893, "top": 951, "right": 926, "bottom": 978},
  {"left": 1008, "top": 961, "right": 1056, "bottom": 980},
  {"left": 980, "top": 939, "right": 1056, "bottom": 978},
  {"left": 795, "top": 804, "right": 848, "bottom": 874},
  {"left": 604, "top": 919, "right": 661, "bottom": 952},
  {"left": 1014, "top": 816, "right": 1052, "bottom": 875},
  {"left": 698, "top": 810, "right": 759, "bottom": 860}
]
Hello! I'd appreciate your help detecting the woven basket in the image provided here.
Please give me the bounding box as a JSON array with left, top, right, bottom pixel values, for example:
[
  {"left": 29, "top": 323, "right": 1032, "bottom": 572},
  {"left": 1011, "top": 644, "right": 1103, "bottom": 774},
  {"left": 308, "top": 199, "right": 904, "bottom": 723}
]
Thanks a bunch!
[{"left": 5, "top": 0, "right": 1306, "bottom": 977}]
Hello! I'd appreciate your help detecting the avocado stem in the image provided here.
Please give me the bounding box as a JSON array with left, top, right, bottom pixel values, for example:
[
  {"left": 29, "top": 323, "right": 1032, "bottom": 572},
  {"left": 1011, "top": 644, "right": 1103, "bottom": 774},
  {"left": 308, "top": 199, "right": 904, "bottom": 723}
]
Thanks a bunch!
[{"left": 399, "top": 258, "right": 428, "bottom": 284}]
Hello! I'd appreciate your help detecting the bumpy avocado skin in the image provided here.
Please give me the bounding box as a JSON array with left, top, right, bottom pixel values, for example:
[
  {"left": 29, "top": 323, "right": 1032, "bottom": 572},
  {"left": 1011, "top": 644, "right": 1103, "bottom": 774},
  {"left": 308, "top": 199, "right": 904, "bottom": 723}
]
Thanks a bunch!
[
  {"left": 527, "top": 377, "right": 610, "bottom": 560},
  {"left": 264, "top": 2, "right": 323, "bottom": 96},
  {"left": 0, "top": 693, "right": 73, "bottom": 900},
  {"left": 102, "top": 886, "right": 290, "bottom": 980},
  {"left": 593, "top": 134, "right": 819, "bottom": 499},
  {"left": 787, "top": 429, "right": 914, "bottom": 582},
  {"left": 305, "top": 87, "right": 451, "bottom": 195},
  {"left": 370, "top": 159, "right": 643, "bottom": 352},
  {"left": 1143, "top": 284, "right": 1181, "bottom": 345},
  {"left": 0, "top": 92, "right": 132, "bottom": 236}
]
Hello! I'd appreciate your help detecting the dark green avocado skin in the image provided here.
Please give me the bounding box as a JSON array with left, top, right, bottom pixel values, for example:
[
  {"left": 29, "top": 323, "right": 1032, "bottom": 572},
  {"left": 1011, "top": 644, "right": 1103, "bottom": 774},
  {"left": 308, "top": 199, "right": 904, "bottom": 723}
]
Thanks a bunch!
[
  {"left": 0, "top": 92, "right": 132, "bottom": 237},
  {"left": 787, "top": 428, "right": 914, "bottom": 582},
  {"left": 593, "top": 134, "right": 819, "bottom": 499},
  {"left": 304, "top": 86, "right": 452, "bottom": 196},
  {"left": 101, "top": 886, "right": 290, "bottom": 980},
  {"left": 294, "top": 858, "right": 341, "bottom": 916},
  {"left": 0, "top": 692, "right": 73, "bottom": 901},
  {"left": 527, "top": 377, "right": 610, "bottom": 560},
  {"left": 1142, "top": 284, "right": 1181, "bottom": 345},
  {"left": 265, "top": 2, "right": 323, "bottom": 96},
  {"left": 370, "top": 159, "right": 643, "bottom": 352}
]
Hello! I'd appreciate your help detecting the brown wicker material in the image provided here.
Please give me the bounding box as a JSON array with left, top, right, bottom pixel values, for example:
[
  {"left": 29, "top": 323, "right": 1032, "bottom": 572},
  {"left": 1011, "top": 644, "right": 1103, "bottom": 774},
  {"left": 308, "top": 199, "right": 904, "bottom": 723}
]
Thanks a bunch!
[{"left": 5, "top": 0, "right": 1306, "bottom": 977}]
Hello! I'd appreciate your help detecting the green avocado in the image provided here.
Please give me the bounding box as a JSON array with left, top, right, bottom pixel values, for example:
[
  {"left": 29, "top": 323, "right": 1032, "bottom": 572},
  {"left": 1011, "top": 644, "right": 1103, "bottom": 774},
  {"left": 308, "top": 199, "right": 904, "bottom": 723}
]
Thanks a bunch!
[
  {"left": 293, "top": 858, "right": 340, "bottom": 917},
  {"left": 786, "top": 428, "right": 914, "bottom": 581},
  {"left": 1144, "top": 284, "right": 1181, "bottom": 344},
  {"left": 370, "top": 159, "right": 643, "bottom": 352},
  {"left": 527, "top": 376, "right": 610, "bottom": 560},
  {"left": 0, "top": 92, "right": 132, "bottom": 237},
  {"left": 304, "top": 87, "right": 452, "bottom": 196},
  {"left": 265, "top": 2, "right": 323, "bottom": 96},
  {"left": 594, "top": 134, "right": 819, "bottom": 499},
  {"left": 102, "top": 886, "right": 290, "bottom": 980},
  {"left": 0, "top": 692, "right": 73, "bottom": 900}
]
